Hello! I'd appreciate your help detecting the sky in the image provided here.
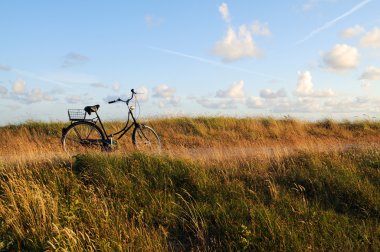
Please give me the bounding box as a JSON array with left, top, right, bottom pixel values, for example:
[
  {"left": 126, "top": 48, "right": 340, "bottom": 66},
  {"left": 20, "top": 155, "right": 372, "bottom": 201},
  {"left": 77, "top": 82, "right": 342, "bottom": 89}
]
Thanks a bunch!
[{"left": 1, "top": 0, "right": 380, "bottom": 125}]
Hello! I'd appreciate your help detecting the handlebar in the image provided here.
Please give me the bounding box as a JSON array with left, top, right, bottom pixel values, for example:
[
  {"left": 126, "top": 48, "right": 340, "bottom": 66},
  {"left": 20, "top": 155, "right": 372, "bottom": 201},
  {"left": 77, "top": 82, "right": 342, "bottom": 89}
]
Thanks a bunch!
[
  {"left": 108, "top": 89, "right": 136, "bottom": 105},
  {"left": 108, "top": 99, "right": 119, "bottom": 104}
]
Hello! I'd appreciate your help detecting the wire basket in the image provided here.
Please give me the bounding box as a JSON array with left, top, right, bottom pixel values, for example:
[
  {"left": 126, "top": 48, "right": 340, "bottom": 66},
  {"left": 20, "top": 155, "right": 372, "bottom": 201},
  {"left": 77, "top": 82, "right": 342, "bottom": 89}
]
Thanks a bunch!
[{"left": 68, "top": 109, "right": 86, "bottom": 121}]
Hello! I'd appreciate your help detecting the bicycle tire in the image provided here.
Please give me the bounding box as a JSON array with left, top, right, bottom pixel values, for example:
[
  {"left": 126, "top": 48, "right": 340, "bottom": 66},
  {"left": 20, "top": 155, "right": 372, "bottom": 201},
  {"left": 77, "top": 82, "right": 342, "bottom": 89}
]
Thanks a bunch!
[
  {"left": 132, "top": 124, "right": 161, "bottom": 153},
  {"left": 61, "top": 121, "right": 105, "bottom": 154}
]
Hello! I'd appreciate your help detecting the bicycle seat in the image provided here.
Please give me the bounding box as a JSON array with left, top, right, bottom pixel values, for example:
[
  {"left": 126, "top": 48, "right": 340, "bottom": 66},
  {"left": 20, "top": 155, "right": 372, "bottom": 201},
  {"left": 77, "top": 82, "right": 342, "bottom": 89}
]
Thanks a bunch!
[{"left": 84, "top": 105, "right": 100, "bottom": 115}]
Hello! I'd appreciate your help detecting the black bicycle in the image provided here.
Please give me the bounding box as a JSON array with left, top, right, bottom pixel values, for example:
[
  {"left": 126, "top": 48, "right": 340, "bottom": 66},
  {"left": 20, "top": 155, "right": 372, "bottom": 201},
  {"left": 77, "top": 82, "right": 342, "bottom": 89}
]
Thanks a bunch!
[{"left": 61, "top": 89, "right": 161, "bottom": 154}]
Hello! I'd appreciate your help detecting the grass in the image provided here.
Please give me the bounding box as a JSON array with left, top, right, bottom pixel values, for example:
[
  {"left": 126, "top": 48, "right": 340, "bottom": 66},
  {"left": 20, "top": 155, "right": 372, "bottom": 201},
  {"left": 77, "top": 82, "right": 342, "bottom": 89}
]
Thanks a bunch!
[{"left": 0, "top": 117, "right": 379, "bottom": 251}]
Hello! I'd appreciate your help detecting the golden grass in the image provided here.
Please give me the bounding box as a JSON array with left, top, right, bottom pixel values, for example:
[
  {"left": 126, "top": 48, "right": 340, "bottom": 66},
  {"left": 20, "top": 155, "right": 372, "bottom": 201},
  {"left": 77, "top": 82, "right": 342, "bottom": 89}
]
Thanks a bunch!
[
  {"left": 0, "top": 117, "right": 379, "bottom": 250},
  {"left": 1, "top": 117, "right": 379, "bottom": 166}
]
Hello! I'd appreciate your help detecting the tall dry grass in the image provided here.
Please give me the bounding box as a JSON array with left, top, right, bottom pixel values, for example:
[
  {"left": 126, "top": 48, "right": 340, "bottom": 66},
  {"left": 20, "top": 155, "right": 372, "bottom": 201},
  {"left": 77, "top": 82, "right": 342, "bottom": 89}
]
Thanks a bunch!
[
  {"left": 1, "top": 117, "right": 379, "bottom": 164},
  {"left": 0, "top": 117, "right": 379, "bottom": 250}
]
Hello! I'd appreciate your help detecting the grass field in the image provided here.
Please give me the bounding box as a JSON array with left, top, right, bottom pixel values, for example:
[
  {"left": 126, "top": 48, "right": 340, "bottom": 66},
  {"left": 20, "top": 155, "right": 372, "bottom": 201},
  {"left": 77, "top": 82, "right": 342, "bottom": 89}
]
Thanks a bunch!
[{"left": 0, "top": 117, "right": 379, "bottom": 251}]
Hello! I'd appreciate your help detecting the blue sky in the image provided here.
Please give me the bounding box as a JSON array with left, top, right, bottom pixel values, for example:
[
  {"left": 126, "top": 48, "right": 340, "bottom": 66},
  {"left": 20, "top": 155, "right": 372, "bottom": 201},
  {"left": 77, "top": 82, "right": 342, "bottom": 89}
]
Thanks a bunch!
[{"left": 1, "top": 0, "right": 380, "bottom": 124}]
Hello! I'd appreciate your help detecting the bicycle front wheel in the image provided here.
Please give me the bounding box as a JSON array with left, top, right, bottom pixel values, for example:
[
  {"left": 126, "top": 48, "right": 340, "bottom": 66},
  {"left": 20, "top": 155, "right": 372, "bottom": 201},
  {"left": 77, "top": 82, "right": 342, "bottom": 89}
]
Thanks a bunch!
[
  {"left": 132, "top": 124, "right": 161, "bottom": 153},
  {"left": 62, "top": 121, "right": 105, "bottom": 155}
]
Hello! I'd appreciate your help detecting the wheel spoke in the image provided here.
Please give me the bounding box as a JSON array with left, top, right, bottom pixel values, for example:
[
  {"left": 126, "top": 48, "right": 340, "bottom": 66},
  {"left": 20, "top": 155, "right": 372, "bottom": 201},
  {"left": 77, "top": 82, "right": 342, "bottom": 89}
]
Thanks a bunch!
[
  {"left": 138, "top": 129, "right": 150, "bottom": 144},
  {"left": 73, "top": 126, "right": 82, "bottom": 140},
  {"left": 134, "top": 125, "right": 161, "bottom": 152},
  {"left": 63, "top": 122, "right": 103, "bottom": 154},
  {"left": 85, "top": 126, "right": 95, "bottom": 140}
]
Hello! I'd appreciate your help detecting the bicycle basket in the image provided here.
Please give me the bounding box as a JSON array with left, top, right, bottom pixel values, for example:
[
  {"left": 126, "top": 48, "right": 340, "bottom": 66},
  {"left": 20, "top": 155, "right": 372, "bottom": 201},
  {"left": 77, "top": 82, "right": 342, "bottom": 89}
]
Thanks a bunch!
[{"left": 68, "top": 109, "right": 86, "bottom": 121}]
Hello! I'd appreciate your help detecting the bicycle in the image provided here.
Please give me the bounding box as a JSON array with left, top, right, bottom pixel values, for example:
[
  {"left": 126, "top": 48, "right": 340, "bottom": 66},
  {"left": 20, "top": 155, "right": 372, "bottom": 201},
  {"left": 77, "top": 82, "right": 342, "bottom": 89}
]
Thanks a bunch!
[{"left": 61, "top": 89, "right": 161, "bottom": 154}]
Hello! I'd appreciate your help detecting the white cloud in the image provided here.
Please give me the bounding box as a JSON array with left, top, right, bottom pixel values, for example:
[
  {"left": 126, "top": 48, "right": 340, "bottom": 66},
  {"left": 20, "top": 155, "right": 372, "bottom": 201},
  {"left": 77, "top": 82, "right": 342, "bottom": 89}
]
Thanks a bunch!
[
  {"left": 16, "top": 89, "right": 55, "bottom": 104},
  {"left": 246, "top": 96, "right": 265, "bottom": 109},
  {"left": 12, "top": 80, "right": 26, "bottom": 94},
  {"left": 153, "top": 84, "right": 176, "bottom": 98},
  {"left": 191, "top": 76, "right": 380, "bottom": 115},
  {"left": 323, "top": 44, "right": 359, "bottom": 71},
  {"left": 158, "top": 96, "right": 181, "bottom": 108},
  {"left": 9, "top": 79, "right": 57, "bottom": 103},
  {"left": 359, "top": 66, "right": 380, "bottom": 81},
  {"left": 213, "top": 26, "right": 260, "bottom": 61},
  {"left": 294, "top": 71, "right": 335, "bottom": 97},
  {"left": 340, "top": 25, "right": 365, "bottom": 39},
  {"left": 218, "top": 3, "right": 231, "bottom": 23},
  {"left": 267, "top": 97, "right": 292, "bottom": 109},
  {"left": 251, "top": 21, "right": 271, "bottom": 36},
  {"left": 216, "top": 80, "right": 245, "bottom": 101},
  {"left": 213, "top": 4, "right": 271, "bottom": 62},
  {"left": 294, "top": 98, "right": 323, "bottom": 113},
  {"left": 271, "top": 97, "right": 377, "bottom": 114},
  {"left": 323, "top": 96, "right": 380, "bottom": 113},
  {"left": 26, "top": 88, "right": 55, "bottom": 103},
  {"left": 135, "top": 86, "right": 149, "bottom": 102},
  {"left": 268, "top": 98, "right": 320, "bottom": 113},
  {"left": 270, "top": 96, "right": 380, "bottom": 114},
  {"left": 247, "top": 95, "right": 292, "bottom": 111},
  {"left": 153, "top": 84, "right": 180, "bottom": 107},
  {"left": 295, "top": 71, "right": 313, "bottom": 96},
  {"left": 360, "top": 27, "right": 380, "bottom": 48},
  {"left": 197, "top": 80, "right": 245, "bottom": 109},
  {"left": 260, "top": 88, "right": 287, "bottom": 99},
  {"left": 197, "top": 97, "right": 237, "bottom": 109}
]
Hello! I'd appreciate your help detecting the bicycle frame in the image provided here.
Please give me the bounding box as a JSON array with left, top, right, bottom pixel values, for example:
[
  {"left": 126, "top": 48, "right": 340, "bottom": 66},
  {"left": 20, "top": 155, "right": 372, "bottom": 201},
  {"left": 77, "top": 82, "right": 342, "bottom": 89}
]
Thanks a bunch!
[
  {"left": 92, "top": 105, "right": 139, "bottom": 141},
  {"left": 62, "top": 88, "right": 161, "bottom": 154},
  {"left": 64, "top": 89, "right": 142, "bottom": 146}
]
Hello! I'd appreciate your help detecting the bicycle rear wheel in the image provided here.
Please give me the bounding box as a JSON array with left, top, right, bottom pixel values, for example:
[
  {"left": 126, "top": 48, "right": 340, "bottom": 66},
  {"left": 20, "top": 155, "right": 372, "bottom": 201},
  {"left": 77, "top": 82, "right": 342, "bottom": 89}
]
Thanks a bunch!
[
  {"left": 132, "top": 124, "right": 161, "bottom": 153},
  {"left": 62, "top": 121, "right": 105, "bottom": 154}
]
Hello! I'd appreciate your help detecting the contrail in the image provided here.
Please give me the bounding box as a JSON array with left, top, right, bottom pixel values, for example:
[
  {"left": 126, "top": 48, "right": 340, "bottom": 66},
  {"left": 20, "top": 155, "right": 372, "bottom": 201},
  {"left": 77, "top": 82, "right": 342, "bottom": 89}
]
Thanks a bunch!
[
  {"left": 12, "top": 69, "right": 67, "bottom": 86},
  {"left": 12, "top": 69, "right": 99, "bottom": 87},
  {"left": 148, "top": 46, "right": 286, "bottom": 81},
  {"left": 296, "top": 0, "right": 373, "bottom": 45}
]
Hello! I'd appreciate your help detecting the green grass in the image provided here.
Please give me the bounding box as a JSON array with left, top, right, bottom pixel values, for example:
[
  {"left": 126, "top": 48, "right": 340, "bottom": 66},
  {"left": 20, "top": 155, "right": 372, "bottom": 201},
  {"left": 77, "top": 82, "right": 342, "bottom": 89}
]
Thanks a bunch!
[{"left": 1, "top": 149, "right": 380, "bottom": 251}]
